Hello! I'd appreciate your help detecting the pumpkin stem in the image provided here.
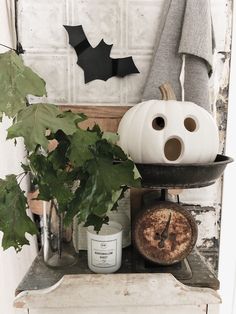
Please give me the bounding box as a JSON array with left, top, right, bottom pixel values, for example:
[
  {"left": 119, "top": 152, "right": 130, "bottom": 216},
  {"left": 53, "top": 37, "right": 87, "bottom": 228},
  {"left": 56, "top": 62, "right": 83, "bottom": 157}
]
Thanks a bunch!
[{"left": 159, "top": 83, "right": 177, "bottom": 101}]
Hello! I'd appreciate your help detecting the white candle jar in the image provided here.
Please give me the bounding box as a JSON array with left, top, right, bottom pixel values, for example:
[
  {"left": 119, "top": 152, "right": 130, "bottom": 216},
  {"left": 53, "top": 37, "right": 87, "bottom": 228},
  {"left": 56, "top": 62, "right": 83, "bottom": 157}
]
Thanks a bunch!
[{"left": 87, "top": 221, "right": 123, "bottom": 273}]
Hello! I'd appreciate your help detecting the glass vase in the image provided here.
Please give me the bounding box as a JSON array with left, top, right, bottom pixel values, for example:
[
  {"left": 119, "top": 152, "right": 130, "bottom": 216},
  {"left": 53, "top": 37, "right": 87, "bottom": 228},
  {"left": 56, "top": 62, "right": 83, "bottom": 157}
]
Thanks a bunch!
[{"left": 42, "top": 200, "right": 78, "bottom": 268}]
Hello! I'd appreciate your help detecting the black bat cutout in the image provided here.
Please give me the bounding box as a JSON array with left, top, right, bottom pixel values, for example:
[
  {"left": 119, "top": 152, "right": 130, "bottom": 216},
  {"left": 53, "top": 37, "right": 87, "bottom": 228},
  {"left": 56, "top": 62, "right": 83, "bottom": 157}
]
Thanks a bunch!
[{"left": 64, "top": 25, "right": 140, "bottom": 83}]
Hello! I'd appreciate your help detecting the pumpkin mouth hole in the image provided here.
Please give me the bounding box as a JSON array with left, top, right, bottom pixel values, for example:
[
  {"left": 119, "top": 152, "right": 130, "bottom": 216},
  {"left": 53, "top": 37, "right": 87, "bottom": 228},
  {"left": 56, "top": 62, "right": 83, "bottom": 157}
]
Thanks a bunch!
[
  {"left": 164, "top": 138, "right": 182, "bottom": 162},
  {"left": 184, "top": 117, "right": 197, "bottom": 132},
  {"left": 152, "top": 117, "right": 165, "bottom": 130}
]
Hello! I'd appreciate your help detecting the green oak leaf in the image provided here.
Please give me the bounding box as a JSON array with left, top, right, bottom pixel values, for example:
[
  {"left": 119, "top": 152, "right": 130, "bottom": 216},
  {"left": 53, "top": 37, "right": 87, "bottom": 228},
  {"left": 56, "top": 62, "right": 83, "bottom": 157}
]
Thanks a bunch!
[
  {"left": 20, "top": 163, "right": 30, "bottom": 173},
  {"left": 90, "top": 124, "right": 102, "bottom": 135},
  {"left": 57, "top": 110, "right": 87, "bottom": 128},
  {"left": 47, "top": 131, "right": 71, "bottom": 170},
  {"left": 0, "top": 175, "right": 37, "bottom": 252},
  {"left": 48, "top": 140, "right": 70, "bottom": 170},
  {"left": 84, "top": 214, "right": 109, "bottom": 233},
  {"left": 0, "top": 51, "right": 46, "bottom": 117},
  {"left": 28, "top": 154, "right": 75, "bottom": 212},
  {"left": 94, "top": 139, "right": 128, "bottom": 161},
  {"left": 102, "top": 132, "right": 119, "bottom": 144},
  {"left": 37, "top": 170, "right": 74, "bottom": 212},
  {"left": 66, "top": 158, "right": 140, "bottom": 229},
  {"left": 7, "top": 104, "right": 86, "bottom": 151},
  {"left": 67, "top": 129, "right": 99, "bottom": 167}
]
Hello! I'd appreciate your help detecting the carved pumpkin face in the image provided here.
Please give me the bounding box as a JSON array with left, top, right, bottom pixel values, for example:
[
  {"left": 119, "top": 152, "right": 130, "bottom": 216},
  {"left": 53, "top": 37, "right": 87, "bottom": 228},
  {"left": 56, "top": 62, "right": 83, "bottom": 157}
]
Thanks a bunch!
[{"left": 118, "top": 100, "right": 219, "bottom": 164}]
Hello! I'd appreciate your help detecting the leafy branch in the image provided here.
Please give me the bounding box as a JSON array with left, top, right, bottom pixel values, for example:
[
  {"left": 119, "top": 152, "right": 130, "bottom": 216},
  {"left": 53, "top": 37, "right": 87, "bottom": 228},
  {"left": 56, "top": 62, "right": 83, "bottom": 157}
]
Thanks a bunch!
[{"left": 0, "top": 51, "right": 140, "bottom": 251}]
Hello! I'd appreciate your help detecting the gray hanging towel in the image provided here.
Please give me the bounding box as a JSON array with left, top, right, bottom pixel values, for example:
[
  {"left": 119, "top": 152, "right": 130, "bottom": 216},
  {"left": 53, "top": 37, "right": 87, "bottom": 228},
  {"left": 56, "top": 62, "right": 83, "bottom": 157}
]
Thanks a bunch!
[{"left": 142, "top": 0, "right": 215, "bottom": 112}]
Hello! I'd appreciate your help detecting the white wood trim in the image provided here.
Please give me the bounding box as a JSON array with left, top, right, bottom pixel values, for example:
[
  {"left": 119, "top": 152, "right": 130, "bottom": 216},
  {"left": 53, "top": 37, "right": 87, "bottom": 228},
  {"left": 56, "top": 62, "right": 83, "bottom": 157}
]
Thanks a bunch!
[
  {"left": 14, "top": 274, "right": 221, "bottom": 309},
  {"left": 14, "top": 309, "right": 28, "bottom": 314},
  {"left": 218, "top": 1, "right": 236, "bottom": 314},
  {"left": 28, "top": 305, "right": 207, "bottom": 314},
  {"left": 207, "top": 304, "right": 219, "bottom": 314},
  {"left": 233, "top": 268, "right": 236, "bottom": 313}
]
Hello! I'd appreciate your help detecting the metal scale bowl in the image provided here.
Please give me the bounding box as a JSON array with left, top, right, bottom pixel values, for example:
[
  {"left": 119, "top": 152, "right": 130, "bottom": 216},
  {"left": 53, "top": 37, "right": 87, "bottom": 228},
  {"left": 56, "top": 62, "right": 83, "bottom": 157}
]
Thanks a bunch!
[{"left": 132, "top": 154, "right": 233, "bottom": 266}]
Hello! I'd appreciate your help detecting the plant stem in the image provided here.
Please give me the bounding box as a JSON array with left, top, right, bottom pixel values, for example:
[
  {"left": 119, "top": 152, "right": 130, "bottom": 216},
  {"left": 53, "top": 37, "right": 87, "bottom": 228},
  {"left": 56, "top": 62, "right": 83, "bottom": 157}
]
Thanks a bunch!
[
  {"left": 16, "top": 172, "right": 27, "bottom": 179},
  {"left": 52, "top": 199, "right": 63, "bottom": 259},
  {"left": 18, "top": 173, "right": 27, "bottom": 186},
  {"left": 58, "top": 213, "right": 63, "bottom": 259},
  {"left": 48, "top": 201, "right": 57, "bottom": 253}
]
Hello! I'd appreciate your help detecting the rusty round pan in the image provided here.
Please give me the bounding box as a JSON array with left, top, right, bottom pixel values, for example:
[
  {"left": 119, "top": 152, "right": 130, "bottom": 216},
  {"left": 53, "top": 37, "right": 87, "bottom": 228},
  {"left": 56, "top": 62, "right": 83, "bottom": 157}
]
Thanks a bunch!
[{"left": 135, "top": 154, "right": 233, "bottom": 189}]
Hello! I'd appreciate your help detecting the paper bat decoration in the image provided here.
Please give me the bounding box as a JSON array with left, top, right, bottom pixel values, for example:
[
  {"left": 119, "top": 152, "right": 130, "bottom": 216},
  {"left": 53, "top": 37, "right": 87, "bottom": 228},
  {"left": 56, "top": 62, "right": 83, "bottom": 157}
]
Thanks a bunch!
[{"left": 64, "top": 25, "right": 139, "bottom": 83}]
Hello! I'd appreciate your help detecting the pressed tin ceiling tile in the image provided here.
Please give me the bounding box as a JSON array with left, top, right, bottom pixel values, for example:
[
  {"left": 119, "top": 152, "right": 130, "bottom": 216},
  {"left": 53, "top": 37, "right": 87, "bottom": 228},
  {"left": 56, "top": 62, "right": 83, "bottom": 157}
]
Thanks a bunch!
[
  {"left": 127, "top": 0, "right": 165, "bottom": 51},
  {"left": 23, "top": 54, "right": 70, "bottom": 103},
  {"left": 126, "top": 55, "right": 151, "bottom": 103},
  {"left": 18, "top": 0, "right": 69, "bottom": 50},
  {"left": 75, "top": 69, "right": 122, "bottom": 104},
  {"left": 73, "top": 0, "right": 122, "bottom": 50},
  {"left": 210, "top": 0, "right": 229, "bottom": 51},
  {"left": 18, "top": 0, "right": 229, "bottom": 106}
]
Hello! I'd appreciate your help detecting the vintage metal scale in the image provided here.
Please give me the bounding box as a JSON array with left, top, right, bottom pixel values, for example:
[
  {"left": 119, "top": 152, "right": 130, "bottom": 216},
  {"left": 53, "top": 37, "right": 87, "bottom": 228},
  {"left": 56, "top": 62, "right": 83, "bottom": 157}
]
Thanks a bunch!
[{"left": 131, "top": 155, "right": 232, "bottom": 267}]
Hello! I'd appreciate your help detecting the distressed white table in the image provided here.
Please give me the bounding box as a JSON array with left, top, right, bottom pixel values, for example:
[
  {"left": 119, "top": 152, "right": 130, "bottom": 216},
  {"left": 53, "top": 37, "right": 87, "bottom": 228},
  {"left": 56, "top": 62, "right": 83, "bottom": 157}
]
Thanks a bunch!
[{"left": 14, "top": 249, "right": 221, "bottom": 314}]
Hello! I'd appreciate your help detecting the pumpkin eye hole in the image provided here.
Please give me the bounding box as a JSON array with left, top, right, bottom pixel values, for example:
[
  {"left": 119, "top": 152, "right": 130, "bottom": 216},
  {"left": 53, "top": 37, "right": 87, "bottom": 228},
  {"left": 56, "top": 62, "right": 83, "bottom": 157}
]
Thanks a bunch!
[
  {"left": 184, "top": 117, "right": 197, "bottom": 132},
  {"left": 152, "top": 117, "right": 165, "bottom": 130},
  {"left": 164, "top": 138, "right": 182, "bottom": 162}
]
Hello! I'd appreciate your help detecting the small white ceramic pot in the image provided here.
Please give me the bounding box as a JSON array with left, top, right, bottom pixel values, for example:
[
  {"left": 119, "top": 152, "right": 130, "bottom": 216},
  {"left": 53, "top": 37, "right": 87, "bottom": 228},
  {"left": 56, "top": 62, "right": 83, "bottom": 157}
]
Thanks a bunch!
[{"left": 87, "top": 221, "right": 123, "bottom": 274}]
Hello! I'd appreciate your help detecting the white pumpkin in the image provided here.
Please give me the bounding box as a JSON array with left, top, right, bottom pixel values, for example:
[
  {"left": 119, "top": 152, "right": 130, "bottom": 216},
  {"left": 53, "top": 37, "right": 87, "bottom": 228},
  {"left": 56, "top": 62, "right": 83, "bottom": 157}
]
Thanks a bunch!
[{"left": 118, "top": 85, "right": 219, "bottom": 164}]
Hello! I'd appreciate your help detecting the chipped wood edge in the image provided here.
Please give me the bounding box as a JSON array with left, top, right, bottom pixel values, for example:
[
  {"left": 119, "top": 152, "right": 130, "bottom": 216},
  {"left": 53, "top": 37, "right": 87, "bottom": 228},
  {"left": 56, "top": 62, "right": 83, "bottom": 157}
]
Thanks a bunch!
[
  {"left": 14, "top": 273, "right": 221, "bottom": 309},
  {"left": 59, "top": 105, "right": 131, "bottom": 118}
]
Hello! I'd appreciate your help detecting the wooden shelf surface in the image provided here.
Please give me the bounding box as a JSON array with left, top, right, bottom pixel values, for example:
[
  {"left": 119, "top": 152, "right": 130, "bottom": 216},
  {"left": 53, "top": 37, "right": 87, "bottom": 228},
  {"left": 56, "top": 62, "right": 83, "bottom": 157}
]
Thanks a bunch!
[{"left": 16, "top": 247, "right": 219, "bottom": 295}]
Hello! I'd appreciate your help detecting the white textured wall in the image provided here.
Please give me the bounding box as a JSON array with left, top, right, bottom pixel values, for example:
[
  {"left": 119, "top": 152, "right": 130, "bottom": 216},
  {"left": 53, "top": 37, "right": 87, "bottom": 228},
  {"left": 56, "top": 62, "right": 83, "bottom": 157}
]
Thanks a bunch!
[
  {"left": 0, "top": 118, "right": 38, "bottom": 314},
  {"left": 17, "top": 0, "right": 229, "bottom": 106},
  {"left": 0, "top": 1, "right": 37, "bottom": 313},
  {"left": 219, "top": 1, "right": 236, "bottom": 312}
]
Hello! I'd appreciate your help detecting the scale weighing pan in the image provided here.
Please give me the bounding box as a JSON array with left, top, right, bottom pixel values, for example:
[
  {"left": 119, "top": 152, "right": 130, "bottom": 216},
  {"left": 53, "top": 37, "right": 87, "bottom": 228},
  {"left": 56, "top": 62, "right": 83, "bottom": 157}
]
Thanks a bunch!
[{"left": 135, "top": 154, "right": 233, "bottom": 189}]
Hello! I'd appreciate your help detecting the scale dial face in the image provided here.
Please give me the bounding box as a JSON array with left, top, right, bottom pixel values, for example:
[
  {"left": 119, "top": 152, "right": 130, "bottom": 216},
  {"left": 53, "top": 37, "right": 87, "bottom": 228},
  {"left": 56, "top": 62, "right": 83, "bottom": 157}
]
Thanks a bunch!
[{"left": 133, "top": 201, "right": 198, "bottom": 265}]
